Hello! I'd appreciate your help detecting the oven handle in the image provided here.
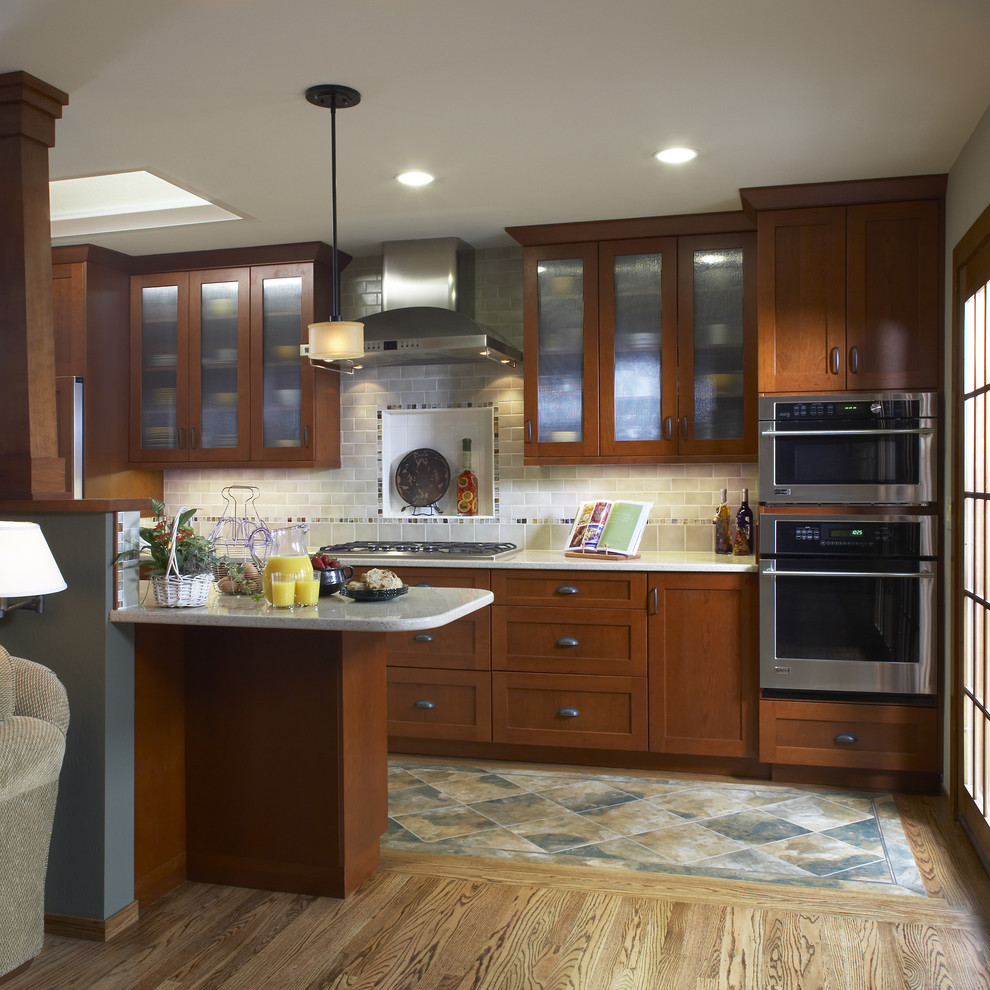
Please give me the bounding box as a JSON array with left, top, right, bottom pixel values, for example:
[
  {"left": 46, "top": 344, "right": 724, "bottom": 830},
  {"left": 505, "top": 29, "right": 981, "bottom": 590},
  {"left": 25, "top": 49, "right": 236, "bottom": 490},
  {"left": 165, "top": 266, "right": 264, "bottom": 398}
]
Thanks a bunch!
[
  {"left": 760, "top": 428, "right": 934, "bottom": 437},
  {"left": 761, "top": 564, "right": 936, "bottom": 580}
]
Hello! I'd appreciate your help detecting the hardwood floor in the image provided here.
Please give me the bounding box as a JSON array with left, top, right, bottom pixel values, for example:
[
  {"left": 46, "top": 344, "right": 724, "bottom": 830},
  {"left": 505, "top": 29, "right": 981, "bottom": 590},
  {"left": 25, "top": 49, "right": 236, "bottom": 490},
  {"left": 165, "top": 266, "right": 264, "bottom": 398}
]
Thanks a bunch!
[{"left": 7, "top": 792, "right": 990, "bottom": 989}]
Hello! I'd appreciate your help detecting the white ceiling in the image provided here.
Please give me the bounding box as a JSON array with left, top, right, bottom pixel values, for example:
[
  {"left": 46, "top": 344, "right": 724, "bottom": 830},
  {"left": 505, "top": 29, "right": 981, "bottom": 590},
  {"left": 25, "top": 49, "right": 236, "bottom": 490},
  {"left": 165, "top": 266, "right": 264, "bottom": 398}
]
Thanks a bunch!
[{"left": 5, "top": 0, "right": 990, "bottom": 258}]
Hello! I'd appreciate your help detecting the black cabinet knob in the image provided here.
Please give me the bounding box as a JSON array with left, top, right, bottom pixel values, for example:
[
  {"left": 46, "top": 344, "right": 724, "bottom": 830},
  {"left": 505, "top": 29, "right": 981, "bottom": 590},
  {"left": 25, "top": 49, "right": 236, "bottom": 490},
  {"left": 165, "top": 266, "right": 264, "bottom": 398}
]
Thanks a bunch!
[
  {"left": 556, "top": 585, "right": 579, "bottom": 596},
  {"left": 556, "top": 637, "right": 579, "bottom": 648},
  {"left": 557, "top": 707, "right": 580, "bottom": 718},
  {"left": 413, "top": 633, "right": 433, "bottom": 642},
  {"left": 414, "top": 699, "right": 435, "bottom": 710},
  {"left": 834, "top": 732, "right": 858, "bottom": 745}
]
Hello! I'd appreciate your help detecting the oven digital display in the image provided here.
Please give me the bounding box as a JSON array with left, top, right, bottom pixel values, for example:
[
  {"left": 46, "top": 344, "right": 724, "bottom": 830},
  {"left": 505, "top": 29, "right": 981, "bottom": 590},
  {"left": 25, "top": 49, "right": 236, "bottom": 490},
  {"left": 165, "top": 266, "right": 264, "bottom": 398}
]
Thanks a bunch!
[{"left": 828, "top": 528, "right": 865, "bottom": 538}]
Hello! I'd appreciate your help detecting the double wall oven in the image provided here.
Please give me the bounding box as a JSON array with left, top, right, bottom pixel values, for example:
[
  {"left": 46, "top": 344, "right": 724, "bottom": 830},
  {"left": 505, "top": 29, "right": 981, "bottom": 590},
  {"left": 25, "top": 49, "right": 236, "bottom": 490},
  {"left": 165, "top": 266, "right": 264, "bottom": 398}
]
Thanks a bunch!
[{"left": 758, "top": 392, "right": 939, "bottom": 698}]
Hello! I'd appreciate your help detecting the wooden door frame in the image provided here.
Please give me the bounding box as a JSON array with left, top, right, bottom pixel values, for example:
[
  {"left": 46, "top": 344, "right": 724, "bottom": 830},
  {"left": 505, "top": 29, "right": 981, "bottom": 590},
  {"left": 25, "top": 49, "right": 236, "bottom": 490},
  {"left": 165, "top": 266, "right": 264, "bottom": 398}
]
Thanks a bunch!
[{"left": 951, "top": 198, "right": 990, "bottom": 867}]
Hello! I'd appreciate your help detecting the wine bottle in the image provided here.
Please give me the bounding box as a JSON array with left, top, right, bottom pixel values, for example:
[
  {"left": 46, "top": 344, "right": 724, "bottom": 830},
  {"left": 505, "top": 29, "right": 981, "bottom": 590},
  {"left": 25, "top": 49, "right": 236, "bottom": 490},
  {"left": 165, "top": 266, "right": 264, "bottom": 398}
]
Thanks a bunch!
[
  {"left": 713, "top": 487, "right": 732, "bottom": 554},
  {"left": 456, "top": 438, "right": 479, "bottom": 516},
  {"left": 733, "top": 487, "right": 754, "bottom": 556}
]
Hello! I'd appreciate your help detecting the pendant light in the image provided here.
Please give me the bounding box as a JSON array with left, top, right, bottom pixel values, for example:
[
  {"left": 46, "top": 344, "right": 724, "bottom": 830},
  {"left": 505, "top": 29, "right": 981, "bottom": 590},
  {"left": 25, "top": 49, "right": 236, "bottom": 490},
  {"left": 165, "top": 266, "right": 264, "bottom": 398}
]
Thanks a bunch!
[{"left": 304, "top": 83, "right": 365, "bottom": 368}]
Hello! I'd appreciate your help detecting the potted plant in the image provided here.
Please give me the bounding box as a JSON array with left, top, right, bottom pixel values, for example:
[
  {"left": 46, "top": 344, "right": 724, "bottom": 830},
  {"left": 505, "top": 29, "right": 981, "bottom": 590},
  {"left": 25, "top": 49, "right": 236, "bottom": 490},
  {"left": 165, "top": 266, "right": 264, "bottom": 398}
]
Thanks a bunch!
[{"left": 122, "top": 500, "right": 219, "bottom": 607}]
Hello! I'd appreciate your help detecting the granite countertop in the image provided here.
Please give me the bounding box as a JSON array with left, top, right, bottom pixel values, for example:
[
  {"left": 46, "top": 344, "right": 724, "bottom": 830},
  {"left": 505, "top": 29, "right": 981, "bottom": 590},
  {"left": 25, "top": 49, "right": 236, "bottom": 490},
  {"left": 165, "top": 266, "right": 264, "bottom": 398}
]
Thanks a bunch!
[
  {"left": 110, "top": 585, "right": 494, "bottom": 632},
  {"left": 316, "top": 549, "right": 758, "bottom": 573}
]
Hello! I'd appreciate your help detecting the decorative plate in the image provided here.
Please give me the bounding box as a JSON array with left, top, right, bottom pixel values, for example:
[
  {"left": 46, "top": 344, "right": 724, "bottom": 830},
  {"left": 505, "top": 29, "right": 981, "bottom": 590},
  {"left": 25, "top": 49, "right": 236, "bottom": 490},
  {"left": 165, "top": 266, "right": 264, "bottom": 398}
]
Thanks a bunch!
[
  {"left": 346, "top": 584, "right": 409, "bottom": 602},
  {"left": 395, "top": 448, "right": 450, "bottom": 507}
]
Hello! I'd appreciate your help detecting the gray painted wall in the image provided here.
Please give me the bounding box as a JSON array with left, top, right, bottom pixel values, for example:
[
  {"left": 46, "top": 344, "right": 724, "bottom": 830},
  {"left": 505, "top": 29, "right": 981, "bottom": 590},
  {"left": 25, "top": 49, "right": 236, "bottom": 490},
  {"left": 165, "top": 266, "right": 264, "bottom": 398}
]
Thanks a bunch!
[{"left": 1, "top": 511, "right": 134, "bottom": 921}]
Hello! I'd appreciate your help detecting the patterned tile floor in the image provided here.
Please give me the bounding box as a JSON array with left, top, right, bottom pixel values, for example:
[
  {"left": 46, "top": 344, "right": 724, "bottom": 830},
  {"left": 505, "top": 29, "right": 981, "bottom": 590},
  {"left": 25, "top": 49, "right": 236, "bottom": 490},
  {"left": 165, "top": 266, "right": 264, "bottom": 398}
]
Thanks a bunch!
[{"left": 385, "top": 758, "right": 927, "bottom": 896}]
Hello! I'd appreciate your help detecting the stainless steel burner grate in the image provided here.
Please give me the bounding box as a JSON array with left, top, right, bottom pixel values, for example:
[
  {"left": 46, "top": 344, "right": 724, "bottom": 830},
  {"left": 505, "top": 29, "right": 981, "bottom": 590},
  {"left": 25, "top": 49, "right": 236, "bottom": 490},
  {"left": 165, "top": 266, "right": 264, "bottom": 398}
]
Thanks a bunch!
[{"left": 320, "top": 540, "right": 518, "bottom": 560}]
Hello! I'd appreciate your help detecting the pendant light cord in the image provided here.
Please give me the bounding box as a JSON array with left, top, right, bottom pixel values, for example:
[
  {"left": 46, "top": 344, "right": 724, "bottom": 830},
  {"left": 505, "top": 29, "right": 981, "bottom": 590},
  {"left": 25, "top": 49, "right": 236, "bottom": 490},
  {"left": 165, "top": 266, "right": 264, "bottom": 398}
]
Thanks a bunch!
[{"left": 329, "top": 102, "right": 341, "bottom": 321}]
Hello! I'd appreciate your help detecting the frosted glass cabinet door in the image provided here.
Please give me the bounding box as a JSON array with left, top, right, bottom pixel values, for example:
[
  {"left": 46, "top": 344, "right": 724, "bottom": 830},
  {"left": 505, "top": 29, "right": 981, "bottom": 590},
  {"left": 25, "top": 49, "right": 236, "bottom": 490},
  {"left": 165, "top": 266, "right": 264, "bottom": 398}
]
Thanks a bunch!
[
  {"left": 523, "top": 243, "right": 599, "bottom": 457},
  {"left": 189, "top": 269, "right": 251, "bottom": 461},
  {"left": 250, "top": 264, "right": 318, "bottom": 462},
  {"left": 599, "top": 238, "right": 677, "bottom": 456},
  {"left": 130, "top": 273, "right": 190, "bottom": 463},
  {"left": 676, "top": 232, "right": 756, "bottom": 456}
]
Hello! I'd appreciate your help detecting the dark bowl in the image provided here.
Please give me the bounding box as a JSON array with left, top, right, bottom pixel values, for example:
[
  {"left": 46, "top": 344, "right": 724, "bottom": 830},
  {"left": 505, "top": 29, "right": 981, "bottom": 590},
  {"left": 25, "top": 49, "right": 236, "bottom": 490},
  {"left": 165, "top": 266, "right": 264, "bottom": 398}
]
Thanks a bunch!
[{"left": 318, "top": 565, "right": 353, "bottom": 597}]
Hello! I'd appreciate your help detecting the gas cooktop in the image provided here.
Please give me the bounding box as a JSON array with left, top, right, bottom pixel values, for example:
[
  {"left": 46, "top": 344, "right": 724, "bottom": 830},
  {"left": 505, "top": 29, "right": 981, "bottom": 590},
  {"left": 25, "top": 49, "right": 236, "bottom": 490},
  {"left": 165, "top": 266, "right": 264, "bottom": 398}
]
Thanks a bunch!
[{"left": 319, "top": 540, "right": 519, "bottom": 561}]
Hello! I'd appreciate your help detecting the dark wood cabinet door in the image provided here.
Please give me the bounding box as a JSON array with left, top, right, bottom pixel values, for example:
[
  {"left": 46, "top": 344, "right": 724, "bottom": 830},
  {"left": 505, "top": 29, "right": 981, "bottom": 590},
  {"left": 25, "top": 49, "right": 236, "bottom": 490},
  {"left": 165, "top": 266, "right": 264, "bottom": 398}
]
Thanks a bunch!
[
  {"left": 648, "top": 573, "right": 758, "bottom": 758},
  {"left": 757, "top": 207, "right": 846, "bottom": 393},
  {"left": 845, "top": 200, "right": 941, "bottom": 390}
]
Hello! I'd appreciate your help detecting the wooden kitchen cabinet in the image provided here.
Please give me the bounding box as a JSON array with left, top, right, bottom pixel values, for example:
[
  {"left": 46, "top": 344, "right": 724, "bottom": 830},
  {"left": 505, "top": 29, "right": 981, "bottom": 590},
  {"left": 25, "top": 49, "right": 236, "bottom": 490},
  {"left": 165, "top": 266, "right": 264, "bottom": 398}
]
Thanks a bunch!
[
  {"left": 759, "top": 698, "right": 939, "bottom": 773},
  {"left": 51, "top": 245, "right": 162, "bottom": 499},
  {"left": 508, "top": 217, "right": 756, "bottom": 463},
  {"left": 129, "top": 249, "right": 340, "bottom": 468},
  {"left": 755, "top": 196, "right": 942, "bottom": 393},
  {"left": 648, "top": 572, "right": 758, "bottom": 758}
]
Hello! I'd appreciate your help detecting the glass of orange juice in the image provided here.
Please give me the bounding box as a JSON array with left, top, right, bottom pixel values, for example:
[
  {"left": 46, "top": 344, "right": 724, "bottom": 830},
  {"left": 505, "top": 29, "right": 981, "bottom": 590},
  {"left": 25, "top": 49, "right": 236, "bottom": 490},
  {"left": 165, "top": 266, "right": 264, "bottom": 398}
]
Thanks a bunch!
[
  {"left": 269, "top": 572, "right": 297, "bottom": 609},
  {"left": 295, "top": 571, "right": 320, "bottom": 607}
]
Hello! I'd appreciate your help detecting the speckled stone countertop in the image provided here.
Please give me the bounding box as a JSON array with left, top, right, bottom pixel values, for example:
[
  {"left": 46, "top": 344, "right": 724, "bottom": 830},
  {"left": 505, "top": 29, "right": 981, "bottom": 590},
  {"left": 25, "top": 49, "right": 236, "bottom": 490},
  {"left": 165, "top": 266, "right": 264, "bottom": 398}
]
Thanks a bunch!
[
  {"left": 317, "top": 549, "right": 758, "bottom": 573},
  {"left": 110, "top": 585, "right": 494, "bottom": 632}
]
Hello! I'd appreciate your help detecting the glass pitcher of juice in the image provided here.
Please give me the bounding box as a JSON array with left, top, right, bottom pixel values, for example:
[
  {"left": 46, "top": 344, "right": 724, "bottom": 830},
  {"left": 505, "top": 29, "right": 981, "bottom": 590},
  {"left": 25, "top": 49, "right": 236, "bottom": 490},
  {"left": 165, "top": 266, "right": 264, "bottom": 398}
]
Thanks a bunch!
[{"left": 253, "top": 523, "right": 311, "bottom": 606}]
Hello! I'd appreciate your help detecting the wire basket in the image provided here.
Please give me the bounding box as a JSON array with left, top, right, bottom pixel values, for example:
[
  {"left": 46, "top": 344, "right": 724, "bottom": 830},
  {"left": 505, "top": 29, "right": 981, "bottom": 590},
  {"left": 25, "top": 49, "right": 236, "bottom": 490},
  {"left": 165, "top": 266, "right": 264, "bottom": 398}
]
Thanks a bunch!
[
  {"left": 150, "top": 509, "right": 213, "bottom": 608},
  {"left": 209, "top": 486, "right": 271, "bottom": 593}
]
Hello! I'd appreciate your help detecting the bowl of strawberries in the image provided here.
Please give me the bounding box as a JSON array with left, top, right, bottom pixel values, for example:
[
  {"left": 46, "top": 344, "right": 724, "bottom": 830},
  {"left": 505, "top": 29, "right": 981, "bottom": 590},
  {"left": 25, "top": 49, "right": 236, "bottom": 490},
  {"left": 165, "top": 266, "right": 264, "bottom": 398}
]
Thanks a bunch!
[{"left": 311, "top": 553, "right": 354, "bottom": 597}]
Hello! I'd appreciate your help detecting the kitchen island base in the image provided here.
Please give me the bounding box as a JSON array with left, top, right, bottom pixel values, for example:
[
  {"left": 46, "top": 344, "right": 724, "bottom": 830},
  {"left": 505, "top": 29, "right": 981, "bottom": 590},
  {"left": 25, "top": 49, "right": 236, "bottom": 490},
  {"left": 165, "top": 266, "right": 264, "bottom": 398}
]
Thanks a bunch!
[{"left": 134, "top": 625, "right": 386, "bottom": 906}]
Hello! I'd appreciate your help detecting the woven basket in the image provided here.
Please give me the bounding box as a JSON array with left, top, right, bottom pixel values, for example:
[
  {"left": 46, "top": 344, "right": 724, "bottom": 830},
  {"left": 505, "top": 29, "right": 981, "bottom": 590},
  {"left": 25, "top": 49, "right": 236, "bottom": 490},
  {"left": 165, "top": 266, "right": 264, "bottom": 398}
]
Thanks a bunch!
[
  {"left": 150, "top": 508, "right": 213, "bottom": 608},
  {"left": 150, "top": 572, "right": 212, "bottom": 608}
]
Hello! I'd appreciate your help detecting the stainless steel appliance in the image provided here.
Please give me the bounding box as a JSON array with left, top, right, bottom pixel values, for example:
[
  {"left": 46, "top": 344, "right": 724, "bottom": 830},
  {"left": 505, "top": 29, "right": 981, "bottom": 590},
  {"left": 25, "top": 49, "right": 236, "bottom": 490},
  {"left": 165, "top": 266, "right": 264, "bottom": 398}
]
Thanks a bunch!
[
  {"left": 758, "top": 392, "right": 937, "bottom": 505},
  {"left": 319, "top": 540, "right": 519, "bottom": 561},
  {"left": 759, "top": 512, "right": 937, "bottom": 696}
]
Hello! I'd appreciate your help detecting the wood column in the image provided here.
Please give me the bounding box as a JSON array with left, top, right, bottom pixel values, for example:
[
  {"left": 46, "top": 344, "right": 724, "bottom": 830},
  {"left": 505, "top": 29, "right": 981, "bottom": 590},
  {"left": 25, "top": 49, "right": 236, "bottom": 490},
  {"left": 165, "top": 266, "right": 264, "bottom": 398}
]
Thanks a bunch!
[{"left": 0, "top": 71, "right": 69, "bottom": 498}]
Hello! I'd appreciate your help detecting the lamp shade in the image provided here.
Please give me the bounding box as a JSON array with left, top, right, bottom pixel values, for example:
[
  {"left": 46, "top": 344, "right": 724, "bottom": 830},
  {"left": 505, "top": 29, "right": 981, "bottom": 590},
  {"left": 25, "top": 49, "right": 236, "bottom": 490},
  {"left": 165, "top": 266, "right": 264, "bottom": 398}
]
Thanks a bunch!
[
  {"left": 308, "top": 320, "right": 365, "bottom": 361},
  {"left": 0, "top": 522, "right": 67, "bottom": 597}
]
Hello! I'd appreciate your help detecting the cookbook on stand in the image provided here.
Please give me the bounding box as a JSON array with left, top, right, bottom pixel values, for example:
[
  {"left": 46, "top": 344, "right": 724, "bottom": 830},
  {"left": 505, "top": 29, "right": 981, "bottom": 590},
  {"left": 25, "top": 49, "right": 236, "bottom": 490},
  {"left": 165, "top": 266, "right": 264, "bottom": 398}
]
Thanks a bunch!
[{"left": 564, "top": 500, "right": 652, "bottom": 559}]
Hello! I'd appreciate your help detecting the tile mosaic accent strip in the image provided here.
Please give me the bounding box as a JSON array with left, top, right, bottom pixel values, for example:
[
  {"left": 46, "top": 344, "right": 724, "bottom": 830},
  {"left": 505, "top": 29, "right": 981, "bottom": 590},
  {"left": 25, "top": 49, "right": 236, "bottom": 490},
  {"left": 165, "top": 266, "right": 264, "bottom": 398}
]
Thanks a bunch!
[{"left": 384, "top": 759, "right": 929, "bottom": 897}]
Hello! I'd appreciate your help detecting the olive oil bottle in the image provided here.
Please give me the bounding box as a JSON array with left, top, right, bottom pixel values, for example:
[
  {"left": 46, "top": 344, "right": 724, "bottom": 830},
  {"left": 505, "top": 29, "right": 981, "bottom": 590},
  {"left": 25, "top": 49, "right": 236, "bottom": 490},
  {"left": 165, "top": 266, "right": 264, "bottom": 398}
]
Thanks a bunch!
[{"left": 713, "top": 487, "right": 732, "bottom": 554}]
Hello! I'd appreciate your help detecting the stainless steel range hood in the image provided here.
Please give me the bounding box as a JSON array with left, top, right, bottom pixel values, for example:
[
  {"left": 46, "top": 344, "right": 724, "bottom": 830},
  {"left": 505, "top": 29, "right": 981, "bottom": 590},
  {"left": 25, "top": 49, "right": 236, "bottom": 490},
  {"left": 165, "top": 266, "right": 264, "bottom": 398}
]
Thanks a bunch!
[{"left": 350, "top": 237, "right": 522, "bottom": 368}]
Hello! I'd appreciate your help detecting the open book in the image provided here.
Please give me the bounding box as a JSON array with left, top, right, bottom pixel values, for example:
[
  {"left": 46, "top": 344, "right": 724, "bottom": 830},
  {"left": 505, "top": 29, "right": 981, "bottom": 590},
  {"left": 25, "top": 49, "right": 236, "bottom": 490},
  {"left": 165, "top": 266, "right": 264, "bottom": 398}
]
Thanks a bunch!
[{"left": 565, "top": 500, "right": 652, "bottom": 557}]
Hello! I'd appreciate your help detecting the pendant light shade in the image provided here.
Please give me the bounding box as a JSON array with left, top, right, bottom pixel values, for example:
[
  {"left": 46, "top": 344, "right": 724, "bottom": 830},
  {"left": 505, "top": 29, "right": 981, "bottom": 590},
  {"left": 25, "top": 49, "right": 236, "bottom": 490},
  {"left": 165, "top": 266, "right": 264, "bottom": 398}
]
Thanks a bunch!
[{"left": 304, "top": 83, "right": 364, "bottom": 367}]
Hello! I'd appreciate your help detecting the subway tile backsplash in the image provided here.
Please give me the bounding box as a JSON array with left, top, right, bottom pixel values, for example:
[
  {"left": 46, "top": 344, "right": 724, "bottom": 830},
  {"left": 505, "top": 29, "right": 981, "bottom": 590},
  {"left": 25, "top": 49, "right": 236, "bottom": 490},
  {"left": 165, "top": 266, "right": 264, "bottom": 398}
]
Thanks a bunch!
[{"left": 165, "top": 246, "right": 758, "bottom": 552}]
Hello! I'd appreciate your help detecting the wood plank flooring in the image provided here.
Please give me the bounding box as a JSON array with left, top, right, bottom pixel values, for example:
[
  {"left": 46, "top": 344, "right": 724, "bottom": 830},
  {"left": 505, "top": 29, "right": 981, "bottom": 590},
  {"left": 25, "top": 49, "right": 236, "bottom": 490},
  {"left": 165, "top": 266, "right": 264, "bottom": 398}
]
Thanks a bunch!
[{"left": 6, "top": 792, "right": 990, "bottom": 989}]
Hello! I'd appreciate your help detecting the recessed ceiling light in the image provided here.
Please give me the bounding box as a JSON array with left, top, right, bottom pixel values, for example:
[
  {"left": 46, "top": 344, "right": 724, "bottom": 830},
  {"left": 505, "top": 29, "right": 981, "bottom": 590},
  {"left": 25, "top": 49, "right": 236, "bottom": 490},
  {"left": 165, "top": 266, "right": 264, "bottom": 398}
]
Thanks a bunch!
[
  {"left": 653, "top": 147, "right": 698, "bottom": 164},
  {"left": 396, "top": 171, "right": 435, "bottom": 187},
  {"left": 49, "top": 170, "right": 242, "bottom": 237}
]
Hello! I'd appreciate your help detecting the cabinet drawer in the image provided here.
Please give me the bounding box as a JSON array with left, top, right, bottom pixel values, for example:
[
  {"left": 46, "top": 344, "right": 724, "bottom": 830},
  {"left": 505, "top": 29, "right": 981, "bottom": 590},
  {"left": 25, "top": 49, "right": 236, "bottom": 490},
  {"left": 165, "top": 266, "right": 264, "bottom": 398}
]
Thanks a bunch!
[
  {"left": 492, "top": 672, "right": 648, "bottom": 750},
  {"left": 759, "top": 699, "right": 939, "bottom": 772},
  {"left": 492, "top": 606, "right": 646, "bottom": 676},
  {"left": 387, "top": 668, "right": 491, "bottom": 742},
  {"left": 386, "top": 612, "right": 490, "bottom": 670},
  {"left": 492, "top": 570, "right": 646, "bottom": 608}
]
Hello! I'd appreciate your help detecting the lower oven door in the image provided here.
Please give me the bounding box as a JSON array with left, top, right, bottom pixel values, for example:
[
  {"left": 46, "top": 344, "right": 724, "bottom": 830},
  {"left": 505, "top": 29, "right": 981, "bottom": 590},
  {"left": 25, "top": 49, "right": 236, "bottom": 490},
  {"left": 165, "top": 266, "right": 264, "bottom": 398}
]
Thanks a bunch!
[{"left": 759, "top": 557, "right": 937, "bottom": 695}]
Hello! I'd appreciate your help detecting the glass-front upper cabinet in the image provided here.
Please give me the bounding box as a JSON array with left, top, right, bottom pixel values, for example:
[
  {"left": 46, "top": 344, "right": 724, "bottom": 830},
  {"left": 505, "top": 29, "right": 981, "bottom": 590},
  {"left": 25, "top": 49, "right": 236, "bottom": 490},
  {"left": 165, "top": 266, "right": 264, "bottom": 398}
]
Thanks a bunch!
[
  {"left": 522, "top": 244, "right": 599, "bottom": 458},
  {"left": 131, "top": 270, "right": 251, "bottom": 463},
  {"left": 676, "top": 233, "right": 756, "bottom": 457},
  {"left": 518, "top": 229, "right": 755, "bottom": 462},
  {"left": 249, "top": 264, "right": 319, "bottom": 462},
  {"left": 599, "top": 238, "right": 677, "bottom": 457}
]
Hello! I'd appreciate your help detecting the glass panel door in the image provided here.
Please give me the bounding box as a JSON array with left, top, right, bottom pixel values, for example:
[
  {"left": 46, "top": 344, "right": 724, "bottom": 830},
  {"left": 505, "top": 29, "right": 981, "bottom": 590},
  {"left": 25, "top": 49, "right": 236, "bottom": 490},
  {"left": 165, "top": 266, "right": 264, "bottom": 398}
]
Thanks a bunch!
[
  {"left": 260, "top": 275, "right": 304, "bottom": 449},
  {"left": 691, "top": 247, "right": 745, "bottom": 440},
  {"left": 536, "top": 258, "right": 585, "bottom": 443},
  {"left": 198, "top": 279, "right": 243, "bottom": 451},
  {"left": 137, "top": 281, "right": 184, "bottom": 456}
]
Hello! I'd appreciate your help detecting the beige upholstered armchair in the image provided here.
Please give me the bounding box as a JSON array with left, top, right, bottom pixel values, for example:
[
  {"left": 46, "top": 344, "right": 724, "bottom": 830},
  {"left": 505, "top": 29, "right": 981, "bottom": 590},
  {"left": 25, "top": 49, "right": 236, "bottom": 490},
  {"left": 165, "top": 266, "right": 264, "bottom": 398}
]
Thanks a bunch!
[{"left": 0, "top": 645, "right": 69, "bottom": 979}]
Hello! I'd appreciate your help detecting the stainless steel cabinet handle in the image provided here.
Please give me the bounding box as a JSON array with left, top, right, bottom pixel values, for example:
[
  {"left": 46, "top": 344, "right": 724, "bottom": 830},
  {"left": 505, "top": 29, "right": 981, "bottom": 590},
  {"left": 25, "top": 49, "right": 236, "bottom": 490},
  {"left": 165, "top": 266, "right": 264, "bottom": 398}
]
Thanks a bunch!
[
  {"left": 664, "top": 416, "right": 672, "bottom": 441},
  {"left": 556, "top": 585, "right": 579, "bottom": 596},
  {"left": 189, "top": 426, "right": 196, "bottom": 449},
  {"left": 414, "top": 699, "right": 435, "bottom": 710},
  {"left": 177, "top": 427, "right": 184, "bottom": 449},
  {"left": 650, "top": 586, "right": 658, "bottom": 615},
  {"left": 556, "top": 637, "right": 579, "bottom": 648},
  {"left": 849, "top": 346, "right": 859, "bottom": 374},
  {"left": 761, "top": 428, "right": 934, "bottom": 437},
  {"left": 834, "top": 732, "right": 858, "bottom": 745},
  {"left": 557, "top": 707, "right": 580, "bottom": 718},
  {"left": 526, "top": 419, "right": 533, "bottom": 444},
  {"left": 682, "top": 416, "right": 689, "bottom": 440},
  {"left": 413, "top": 633, "right": 433, "bottom": 642},
  {"left": 762, "top": 565, "right": 935, "bottom": 580},
  {"left": 830, "top": 347, "right": 840, "bottom": 375},
  {"left": 303, "top": 425, "right": 310, "bottom": 448}
]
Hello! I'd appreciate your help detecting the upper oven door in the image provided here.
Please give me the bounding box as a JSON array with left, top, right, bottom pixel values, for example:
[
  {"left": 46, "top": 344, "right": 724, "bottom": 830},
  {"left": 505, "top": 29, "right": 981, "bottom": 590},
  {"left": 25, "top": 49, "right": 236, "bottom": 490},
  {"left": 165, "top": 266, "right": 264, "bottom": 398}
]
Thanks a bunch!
[{"left": 758, "top": 392, "right": 937, "bottom": 505}]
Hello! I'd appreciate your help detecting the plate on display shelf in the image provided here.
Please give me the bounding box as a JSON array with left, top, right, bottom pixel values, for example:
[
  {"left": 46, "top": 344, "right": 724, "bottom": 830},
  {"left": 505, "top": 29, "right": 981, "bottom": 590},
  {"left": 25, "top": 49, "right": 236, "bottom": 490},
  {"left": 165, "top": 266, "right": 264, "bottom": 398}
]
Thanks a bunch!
[{"left": 345, "top": 584, "right": 409, "bottom": 602}]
